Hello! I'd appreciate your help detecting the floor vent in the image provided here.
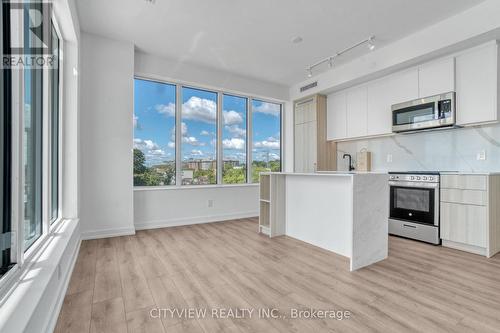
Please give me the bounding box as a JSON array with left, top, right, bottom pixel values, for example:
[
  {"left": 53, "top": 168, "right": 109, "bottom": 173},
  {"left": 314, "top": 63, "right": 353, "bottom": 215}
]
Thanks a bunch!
[{"left": 300, "top": 81, "right": 318, "bottom": 93}]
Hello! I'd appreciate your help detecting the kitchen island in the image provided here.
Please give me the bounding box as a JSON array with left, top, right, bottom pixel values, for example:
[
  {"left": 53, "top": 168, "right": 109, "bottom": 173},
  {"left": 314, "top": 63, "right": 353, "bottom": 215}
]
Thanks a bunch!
[{"left": 259, "top": 172, "right": 389, "bottom": 271}]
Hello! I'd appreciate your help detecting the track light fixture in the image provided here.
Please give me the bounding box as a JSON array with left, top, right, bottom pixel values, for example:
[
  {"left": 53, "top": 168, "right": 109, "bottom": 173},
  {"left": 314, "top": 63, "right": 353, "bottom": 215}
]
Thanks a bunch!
[{"left": 305, "top": 36, "right": 376, "bottom": 78}]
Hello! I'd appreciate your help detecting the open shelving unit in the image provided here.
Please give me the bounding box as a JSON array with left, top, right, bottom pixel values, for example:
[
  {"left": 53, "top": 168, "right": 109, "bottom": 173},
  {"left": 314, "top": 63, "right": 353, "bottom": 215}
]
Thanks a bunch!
[{"left": 259, "top": 173, "right": 286, "bottom": 237}]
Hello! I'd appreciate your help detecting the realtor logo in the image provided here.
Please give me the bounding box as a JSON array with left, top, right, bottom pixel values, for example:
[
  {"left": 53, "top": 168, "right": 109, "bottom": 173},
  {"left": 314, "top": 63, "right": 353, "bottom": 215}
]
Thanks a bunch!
[{"left": 2, "top": 0, "right": 55, "bottom": 69}]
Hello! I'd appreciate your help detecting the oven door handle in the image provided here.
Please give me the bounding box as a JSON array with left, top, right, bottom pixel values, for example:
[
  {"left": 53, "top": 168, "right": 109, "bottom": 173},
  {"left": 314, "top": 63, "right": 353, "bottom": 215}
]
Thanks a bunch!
[
  {"left": 389, "top": 181, "right": 439, "bottom": 188},
  {"left": 403, "top": 224, "right": 417, "bottom": 229}
]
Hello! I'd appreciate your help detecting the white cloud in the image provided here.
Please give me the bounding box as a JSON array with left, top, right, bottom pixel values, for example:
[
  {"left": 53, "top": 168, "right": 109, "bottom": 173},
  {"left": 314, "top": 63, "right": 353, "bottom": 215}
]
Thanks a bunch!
[
  {"left": 167, "top": 141, "right": 175, "bottom": 148},
  {"left": 253, "top": 102, "right": 280, "bottom": 116},
  {"left": 149, "top": 149, "right": 165, "bottom": 156},
  {"left": 191, "top": 149, "right": 203, "bottom": 156},
  {"left": 183, "top": 136, "right": 205, "bottom": 146},
  {"left": 200, "top": 130, "right": 210, "bottom": 136},
  {"left": 155, "top": 103, "right": 175, "bottom": 117},
  {"left": 225, "top": 125, "right": 246, "bottom": 138},
  {"left": 223, "top": 110, "right": 243, "bottom": 126},
  {"left": 254, "top": 139, "right": 280, "bottom": 149},
  {"left": 182, "top": 96, "right": 216, "bottom": 123},
  {"left": 223, "top": 138, "right": 245, "bottom": 150},
  {"left": 134, "top": 138, "right": 159, "bottom": 150}
]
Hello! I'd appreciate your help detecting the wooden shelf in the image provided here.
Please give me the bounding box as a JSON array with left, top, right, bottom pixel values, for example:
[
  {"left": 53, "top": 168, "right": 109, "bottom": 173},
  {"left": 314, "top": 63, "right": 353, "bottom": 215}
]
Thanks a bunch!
[
  {"left": 260, "top": 174, "right": 270, "bottom": 201},
  {"left": 259, "top": 201, "right": 270, "bottom": 228}
]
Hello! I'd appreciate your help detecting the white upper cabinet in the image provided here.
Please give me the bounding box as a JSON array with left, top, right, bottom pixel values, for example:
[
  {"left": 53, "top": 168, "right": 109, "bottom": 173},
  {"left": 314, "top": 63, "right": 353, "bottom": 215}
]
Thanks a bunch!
[
  {"left": 327, "top": 91, "right": 347, "bottom": 140},
  {"left": 456, "top": 42, "right": 498, "bottom": 126},
  {"left": 367, "top": 68, "right": 418, "bottom": 136},
  {"left": 418, "top": 57, "right": 455, "bottom": 98},
  {"left": 346, "top": 86, "right": 368, "bottom": 138},
  {"left": 367, "top": 78, "right": 392, "bottom": 136}
]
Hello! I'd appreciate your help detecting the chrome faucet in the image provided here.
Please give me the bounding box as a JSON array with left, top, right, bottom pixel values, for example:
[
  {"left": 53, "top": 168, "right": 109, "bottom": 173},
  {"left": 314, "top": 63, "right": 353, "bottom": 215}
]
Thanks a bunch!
[{"left": 343, "top": 154, "right": 355, "bottom": 171}]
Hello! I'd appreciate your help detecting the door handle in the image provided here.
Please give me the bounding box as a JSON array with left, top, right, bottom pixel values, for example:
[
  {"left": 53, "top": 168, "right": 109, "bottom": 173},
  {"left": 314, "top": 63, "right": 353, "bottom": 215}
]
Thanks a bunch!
[{"left": 403, "top": 224, "right": 417, "bottom": 229}]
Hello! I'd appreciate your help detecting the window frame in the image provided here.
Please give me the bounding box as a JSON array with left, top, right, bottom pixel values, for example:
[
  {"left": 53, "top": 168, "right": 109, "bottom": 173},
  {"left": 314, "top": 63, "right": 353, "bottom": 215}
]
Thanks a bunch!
[
  {"left": 133, "top": 74, "right": 285, "bottom": 190},
  {"left": 0, "top": 6, "right": 65, "bottom": 292},
  {"left": 221, "top": 93, "right": 249, "bottom": 185},
  {"left": 49, "top": 16, "right": 64, "bottom": 227},
  {"left": 250, "top": 99, "right": 283, "bottom": 183}
]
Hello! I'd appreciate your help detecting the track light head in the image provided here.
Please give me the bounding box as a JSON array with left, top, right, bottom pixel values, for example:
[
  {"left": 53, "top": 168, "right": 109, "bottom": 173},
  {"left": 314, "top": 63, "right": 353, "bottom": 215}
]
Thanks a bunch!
[
  {"left": 367, "top": 36, "right": 376, "bottom": 51},
  {"left": 307, "top": 68, "right": 313, "bottom": 78},
  {"left": 328, "top": 57, "right": 334, "bottom": 68}
]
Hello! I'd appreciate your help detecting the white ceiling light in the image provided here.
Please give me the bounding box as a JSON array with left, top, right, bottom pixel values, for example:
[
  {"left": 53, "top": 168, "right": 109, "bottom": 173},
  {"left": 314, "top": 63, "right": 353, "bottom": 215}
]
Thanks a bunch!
[{"left": 305, "top": 35, "right": 376, "bottom": 78}]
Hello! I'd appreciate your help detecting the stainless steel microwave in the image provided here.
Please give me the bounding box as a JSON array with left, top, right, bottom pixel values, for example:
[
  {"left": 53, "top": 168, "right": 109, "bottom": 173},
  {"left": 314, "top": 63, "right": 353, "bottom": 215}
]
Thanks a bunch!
[{"left": 392, "top": 92, "right": 456, "bottom": 133}]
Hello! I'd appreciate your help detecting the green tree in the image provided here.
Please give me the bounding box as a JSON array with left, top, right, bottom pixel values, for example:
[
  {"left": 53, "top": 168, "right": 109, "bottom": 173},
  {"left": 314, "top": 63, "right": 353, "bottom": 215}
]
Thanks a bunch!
[
  {"left": 223, "top": 165, "right": 246, "bottom": 184},
  {"left": 133, "top": 149, "right": 147, "bottom": 174}
]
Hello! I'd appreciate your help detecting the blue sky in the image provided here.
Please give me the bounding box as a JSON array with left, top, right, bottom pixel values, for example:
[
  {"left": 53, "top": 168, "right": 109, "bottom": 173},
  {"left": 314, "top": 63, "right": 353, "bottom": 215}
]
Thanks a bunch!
[{"left": 134, "top": 78, "right": 281, "bottom": 167}]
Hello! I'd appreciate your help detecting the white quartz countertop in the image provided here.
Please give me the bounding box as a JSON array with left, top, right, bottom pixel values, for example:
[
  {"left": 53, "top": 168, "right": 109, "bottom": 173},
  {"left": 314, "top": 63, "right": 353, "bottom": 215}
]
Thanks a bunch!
[
  {"left": 260, "top": 171, "right": 388, "bottom": 177},
  {"left": 439, "top": 171, "right": 500, "bottom": 175}
]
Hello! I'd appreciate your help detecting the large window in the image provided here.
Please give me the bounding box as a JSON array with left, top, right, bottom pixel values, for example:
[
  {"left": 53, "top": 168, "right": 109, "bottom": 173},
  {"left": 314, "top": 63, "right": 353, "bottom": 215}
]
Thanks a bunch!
[
  {"left": 133, "top": 78, "right": 282, "bottom": 187},
  {"left": 133, "top": 79, "right": 176, "bottom": 186},
  {"left": 222, "top": 94, "right": 247, "bottom": 184},
  {"left": 251, "top": 100, "right": 282, "bottom": 182},
  {"left": 0, "top": 0, "right": 64, "bottom": 279},
  {"left": 181, "top": 87, "right": 217, "bottom": 185}
]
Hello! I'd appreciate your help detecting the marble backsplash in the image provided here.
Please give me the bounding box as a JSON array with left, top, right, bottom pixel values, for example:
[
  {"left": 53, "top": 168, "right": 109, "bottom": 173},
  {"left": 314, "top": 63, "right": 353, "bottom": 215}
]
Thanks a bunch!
[{"left": 336, "top": 123, "right": 500, "bottom": 173}]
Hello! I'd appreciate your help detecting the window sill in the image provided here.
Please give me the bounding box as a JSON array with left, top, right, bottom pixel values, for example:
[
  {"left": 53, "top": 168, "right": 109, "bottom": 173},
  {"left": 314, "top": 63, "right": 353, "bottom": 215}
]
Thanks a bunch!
[
  {"left": 134, "top": 183, "right": 260, "bottom": 191},
  {"left": 0, "top": 219, "right": 80, "bottom": 332}
]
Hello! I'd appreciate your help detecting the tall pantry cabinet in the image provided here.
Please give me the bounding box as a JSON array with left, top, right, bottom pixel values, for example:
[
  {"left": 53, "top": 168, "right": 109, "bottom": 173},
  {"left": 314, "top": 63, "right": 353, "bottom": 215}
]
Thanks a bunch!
[{"left": 294, "top": 95, "right": 336, "bottom": 172}]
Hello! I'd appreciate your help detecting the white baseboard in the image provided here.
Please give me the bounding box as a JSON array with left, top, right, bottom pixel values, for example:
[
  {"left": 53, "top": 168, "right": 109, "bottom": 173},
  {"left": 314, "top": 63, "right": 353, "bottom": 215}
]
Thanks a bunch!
[
  {"left": 45, "top": 236, "right": 81, "bottom": 333},
  {"left": 442, "top": 240, "right": 486, "bottom": 256},
  {"left": 134, "top": 211, "right": 258, "bottom": 230},
  {"left": 81, "top": 226, "right": 136, "bottom": 240}
]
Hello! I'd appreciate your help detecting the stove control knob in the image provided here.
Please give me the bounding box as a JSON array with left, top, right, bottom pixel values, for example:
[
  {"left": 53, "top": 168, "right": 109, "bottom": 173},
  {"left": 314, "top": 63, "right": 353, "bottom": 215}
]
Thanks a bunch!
[
  {"left": 423, "top": 176, "right": 427, "bottom": 180},
  {"left": 416, "top": 176, "right": 421, "bottom": 180},
  {"left": 411, "top": 176, "right": 415, "bottom": 180},
  {"left": 429, "top": 176, "right": 434, "bottom": 181}
]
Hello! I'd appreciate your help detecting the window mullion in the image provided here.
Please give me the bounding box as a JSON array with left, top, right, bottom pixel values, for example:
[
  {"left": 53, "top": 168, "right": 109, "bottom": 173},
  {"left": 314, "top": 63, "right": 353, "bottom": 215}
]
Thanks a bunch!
[
  {"left": 175, "top": 85, "right": 182, "bottom": 187},
  {"left": 247, "top": 98, "right": 253, "bottom": 184},
  {"left": 216, "top": 92, "right": 223, "bottom": 185}
]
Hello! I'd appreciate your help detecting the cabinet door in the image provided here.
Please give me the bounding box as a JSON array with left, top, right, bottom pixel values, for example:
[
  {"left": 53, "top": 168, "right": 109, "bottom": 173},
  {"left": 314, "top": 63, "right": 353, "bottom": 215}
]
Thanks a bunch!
[
  {"left": 367, "top": 77, "right": 392, "bottom": 136},
  {"left": 418, "top": 57, "right": 455, "bottom": 98},
  {"left": 305, "top": 121, "right": 318, "bottom": 172},
  {"left": 441, "top": 202, "right": 487, "bottom": 248},
  {"left": 456, "top": 43, "right": 498, "bottom": 126},
  {"left": 389, "top": 68, "right": 419, "bottom": 105},
  {"left": 346, "top": 86, "right": 368, "bottom": 138},
  {"left": 327, "top": 91, "right": 347, "bottom": 140},
  {"left": 294, "top": 123, "right": 305, "bottom": 172}
]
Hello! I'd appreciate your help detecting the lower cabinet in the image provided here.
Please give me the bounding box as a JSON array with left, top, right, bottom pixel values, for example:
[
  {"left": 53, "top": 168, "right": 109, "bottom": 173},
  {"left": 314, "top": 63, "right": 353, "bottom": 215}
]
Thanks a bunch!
[{"left": 440, "top": 174, "right": 500, "bottom": 257}]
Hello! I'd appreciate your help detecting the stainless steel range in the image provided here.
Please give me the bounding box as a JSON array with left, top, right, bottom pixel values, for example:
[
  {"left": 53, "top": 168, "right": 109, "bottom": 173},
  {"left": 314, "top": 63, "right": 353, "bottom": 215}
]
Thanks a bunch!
[{"left": 388, "top": 172, "right": 441, "bottom": 244}]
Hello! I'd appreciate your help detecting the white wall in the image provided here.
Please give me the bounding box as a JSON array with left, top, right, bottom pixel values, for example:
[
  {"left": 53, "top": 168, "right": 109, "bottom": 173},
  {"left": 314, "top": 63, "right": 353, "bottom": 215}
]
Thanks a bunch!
[
  {"left": 134, "top": 185, "right": 259, "bottom": 229},
  {"left": 80, "top": 32, "right": 135, "bottom": 239},
  {"left": 135, "top": 51, "right": 289, "bottom": 101}
]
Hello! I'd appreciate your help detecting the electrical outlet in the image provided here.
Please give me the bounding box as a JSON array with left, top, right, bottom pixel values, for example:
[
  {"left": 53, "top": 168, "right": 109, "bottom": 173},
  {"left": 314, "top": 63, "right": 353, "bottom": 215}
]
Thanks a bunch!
[
  {"left": 208, "top": 200, "right": 214, "bottom": 208},
  {"left": 387, "top": 154, "right": 393, "bottom": 163},
  {"left": 477, "top": 150, "right": 487, "bottom": 161}
]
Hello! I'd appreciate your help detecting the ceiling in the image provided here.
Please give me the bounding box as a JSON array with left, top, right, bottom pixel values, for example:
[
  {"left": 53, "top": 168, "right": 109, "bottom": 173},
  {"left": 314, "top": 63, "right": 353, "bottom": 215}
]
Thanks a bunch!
[{"left": 77, "top": 0, "right": 485, "bottom": 86}]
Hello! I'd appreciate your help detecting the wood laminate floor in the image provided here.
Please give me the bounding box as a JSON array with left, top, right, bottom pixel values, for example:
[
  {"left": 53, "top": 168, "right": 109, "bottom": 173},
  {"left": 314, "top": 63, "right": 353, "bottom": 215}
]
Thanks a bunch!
[{"left": 55, "top": 217, "right": 500, "bottom": 333}]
